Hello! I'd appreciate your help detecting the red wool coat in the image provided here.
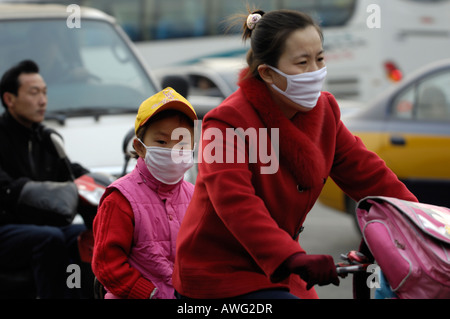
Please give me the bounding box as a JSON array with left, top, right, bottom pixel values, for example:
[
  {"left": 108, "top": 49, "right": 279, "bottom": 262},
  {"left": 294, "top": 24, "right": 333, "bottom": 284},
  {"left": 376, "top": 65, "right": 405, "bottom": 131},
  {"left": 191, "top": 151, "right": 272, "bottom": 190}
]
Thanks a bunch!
[{"left": 172, "top": 70, "right": 417, "bottom": 299}]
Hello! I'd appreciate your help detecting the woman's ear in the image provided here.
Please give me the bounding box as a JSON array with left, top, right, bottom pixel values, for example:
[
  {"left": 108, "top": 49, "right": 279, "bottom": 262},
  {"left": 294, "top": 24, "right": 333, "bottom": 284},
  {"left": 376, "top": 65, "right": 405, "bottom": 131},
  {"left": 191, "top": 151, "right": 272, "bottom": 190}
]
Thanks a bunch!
[{"left": 257, "top": 64, "right": 275, "bottom": 84}]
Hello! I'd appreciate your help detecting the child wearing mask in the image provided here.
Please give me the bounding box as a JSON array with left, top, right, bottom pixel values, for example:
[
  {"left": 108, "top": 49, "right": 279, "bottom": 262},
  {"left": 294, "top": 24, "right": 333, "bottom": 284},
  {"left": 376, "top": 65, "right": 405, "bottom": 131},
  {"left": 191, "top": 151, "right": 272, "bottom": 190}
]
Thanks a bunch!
[{"left": 92, "top": 87, "right": 197, "bottom": 299}]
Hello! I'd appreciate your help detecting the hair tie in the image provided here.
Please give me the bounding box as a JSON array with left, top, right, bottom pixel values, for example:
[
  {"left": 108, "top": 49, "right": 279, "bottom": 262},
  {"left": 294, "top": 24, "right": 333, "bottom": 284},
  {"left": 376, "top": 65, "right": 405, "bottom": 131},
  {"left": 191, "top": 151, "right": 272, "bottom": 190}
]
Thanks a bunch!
[{"left": 246, "top": 13, "right": 262, "bottom": 30}]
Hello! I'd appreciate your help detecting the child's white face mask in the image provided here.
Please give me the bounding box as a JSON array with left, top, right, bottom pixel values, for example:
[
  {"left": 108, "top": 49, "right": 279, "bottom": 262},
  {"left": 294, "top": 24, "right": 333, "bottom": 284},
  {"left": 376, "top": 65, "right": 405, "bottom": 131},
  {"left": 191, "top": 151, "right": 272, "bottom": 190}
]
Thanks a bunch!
[
  {"left": 268, "top": 66, "right": 327, "bottom": 109},
  {"left": 138, "top": 139, "right": 194, "bottom": 185}
]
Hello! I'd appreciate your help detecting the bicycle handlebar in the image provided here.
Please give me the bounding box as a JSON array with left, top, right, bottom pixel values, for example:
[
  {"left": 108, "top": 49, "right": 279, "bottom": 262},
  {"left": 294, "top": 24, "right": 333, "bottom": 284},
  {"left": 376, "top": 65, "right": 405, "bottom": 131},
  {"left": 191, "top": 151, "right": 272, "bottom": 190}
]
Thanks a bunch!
[
  {"left": 335, "top": 250, "right": 371, "bottom": 277},
  {"left": 336, "top": 263, "right": 370, "bottom": 276}
]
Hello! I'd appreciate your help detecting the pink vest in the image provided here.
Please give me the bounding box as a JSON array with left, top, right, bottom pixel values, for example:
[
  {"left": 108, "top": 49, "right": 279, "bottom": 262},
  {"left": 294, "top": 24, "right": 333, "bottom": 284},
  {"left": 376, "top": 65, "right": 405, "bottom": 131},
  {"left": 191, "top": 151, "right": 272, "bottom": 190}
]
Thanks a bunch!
[{"left": 105, "top": 158, "right": 193, "bottom": 299}]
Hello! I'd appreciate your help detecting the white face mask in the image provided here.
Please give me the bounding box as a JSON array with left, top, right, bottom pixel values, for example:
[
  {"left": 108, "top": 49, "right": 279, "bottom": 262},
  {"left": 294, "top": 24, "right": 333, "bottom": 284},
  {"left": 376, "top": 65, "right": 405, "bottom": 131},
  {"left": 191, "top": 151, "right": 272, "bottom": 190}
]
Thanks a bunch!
[
  {"left": 268, "top": 66, "right": 327, "bottom": 109},
  {"left": 138, "top": 139, "right": 194, "bottom": 185}
]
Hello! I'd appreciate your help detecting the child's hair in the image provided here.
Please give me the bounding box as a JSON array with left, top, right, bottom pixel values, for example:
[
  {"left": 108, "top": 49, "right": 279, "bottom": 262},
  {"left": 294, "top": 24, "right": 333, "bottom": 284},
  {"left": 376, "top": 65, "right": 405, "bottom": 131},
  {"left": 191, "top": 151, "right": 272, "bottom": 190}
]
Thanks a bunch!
[
  {"left": 228, "top": 7, "right": 323, "bottom": 80},
  {"left": 132, "top": 109, "right": 194, "bottom": 159}
]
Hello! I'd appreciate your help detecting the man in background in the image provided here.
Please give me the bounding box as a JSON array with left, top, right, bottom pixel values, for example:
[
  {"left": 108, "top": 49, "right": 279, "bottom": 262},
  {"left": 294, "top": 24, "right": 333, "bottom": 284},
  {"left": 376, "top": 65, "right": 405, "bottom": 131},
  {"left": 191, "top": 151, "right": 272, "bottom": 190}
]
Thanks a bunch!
[{"left": 0, "top": 60, "right": 89, "bottom": 298}]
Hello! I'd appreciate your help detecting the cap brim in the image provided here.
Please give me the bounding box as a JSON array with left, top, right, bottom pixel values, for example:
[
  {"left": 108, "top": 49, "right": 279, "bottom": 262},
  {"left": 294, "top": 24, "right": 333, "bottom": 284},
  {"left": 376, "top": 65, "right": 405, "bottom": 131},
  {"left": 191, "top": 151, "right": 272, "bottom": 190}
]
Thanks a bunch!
[{"left": 139, "top": 100, "right": 197, "bottom": 128}]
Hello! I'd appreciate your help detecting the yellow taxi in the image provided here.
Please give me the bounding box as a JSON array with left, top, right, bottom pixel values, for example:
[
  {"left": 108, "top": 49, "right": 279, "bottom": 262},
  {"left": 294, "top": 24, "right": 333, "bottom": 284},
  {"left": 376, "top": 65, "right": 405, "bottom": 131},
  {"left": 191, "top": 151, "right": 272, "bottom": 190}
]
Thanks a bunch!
[{"left": 319, "top": 58, "right": 450, "bottom": 216}]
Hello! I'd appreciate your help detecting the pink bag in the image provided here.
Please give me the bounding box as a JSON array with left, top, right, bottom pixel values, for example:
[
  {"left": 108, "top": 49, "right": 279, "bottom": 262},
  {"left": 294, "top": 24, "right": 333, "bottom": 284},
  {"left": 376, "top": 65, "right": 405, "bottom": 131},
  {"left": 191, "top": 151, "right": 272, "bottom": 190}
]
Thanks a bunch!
[{"left": 356, "top": 196, "right": 450, "bottom": 299}]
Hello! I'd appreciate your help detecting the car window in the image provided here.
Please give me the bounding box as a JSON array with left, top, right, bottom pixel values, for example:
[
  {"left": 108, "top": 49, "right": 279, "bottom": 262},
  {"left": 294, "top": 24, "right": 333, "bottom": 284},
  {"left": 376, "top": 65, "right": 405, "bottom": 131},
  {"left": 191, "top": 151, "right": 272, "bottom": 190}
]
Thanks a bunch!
[
  {"left": 188, "top": 75, "right": 224, "bottom": 98},
  {"left": 391, "top": 69, "right": 450, "bottom": 121},
  {"left": 391, "top": 85, "right": 415, "bottom": 119},
  {"left": 0, "top": 19, "right": 156, "bottom": 116}
]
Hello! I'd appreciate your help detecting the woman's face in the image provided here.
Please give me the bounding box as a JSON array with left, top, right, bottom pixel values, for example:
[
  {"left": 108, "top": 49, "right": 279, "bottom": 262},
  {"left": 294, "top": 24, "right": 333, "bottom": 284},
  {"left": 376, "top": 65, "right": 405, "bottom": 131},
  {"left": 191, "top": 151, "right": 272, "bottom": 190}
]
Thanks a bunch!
[
  {"left": 277, "top": 26, "right": 325, "bottom": 76},
  {"left": 259, "top": 26, "right": 325, "bottom": 117}
]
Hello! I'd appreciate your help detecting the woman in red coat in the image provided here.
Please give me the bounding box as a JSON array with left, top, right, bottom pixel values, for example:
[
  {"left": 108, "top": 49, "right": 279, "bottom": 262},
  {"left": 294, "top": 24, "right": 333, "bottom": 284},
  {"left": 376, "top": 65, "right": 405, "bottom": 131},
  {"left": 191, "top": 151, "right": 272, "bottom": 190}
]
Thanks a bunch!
[{"left": 172, "top": 9, "right": 417, "bottom": 299}]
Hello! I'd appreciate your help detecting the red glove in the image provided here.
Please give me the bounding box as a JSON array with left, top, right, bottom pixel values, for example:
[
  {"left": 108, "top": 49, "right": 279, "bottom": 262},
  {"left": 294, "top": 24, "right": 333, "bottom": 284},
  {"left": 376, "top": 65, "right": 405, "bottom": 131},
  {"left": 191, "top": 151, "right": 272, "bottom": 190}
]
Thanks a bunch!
[{"left": 284, "top": 253, "right": 340, "bottom": 290}]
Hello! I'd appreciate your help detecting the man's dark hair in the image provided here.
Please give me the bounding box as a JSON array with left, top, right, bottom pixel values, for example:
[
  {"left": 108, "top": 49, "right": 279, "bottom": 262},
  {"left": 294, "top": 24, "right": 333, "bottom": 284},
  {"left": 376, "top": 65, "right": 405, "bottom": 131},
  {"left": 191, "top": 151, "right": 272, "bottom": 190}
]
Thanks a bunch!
[{"left": 0, "top": 60, "right": 40, "bottom": 108}]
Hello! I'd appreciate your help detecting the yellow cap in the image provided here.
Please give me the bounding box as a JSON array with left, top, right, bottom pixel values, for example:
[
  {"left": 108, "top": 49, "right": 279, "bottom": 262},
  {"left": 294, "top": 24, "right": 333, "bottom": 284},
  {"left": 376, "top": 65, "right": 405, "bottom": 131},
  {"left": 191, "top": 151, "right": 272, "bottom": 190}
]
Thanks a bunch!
[{"left": 135, "top": 87, "right": 197, "bottom": 134}]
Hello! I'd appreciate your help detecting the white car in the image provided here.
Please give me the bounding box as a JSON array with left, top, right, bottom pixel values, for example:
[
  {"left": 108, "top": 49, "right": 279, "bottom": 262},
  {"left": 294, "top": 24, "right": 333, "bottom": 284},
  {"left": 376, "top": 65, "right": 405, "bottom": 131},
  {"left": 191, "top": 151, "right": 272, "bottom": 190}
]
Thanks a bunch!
[
  {"left": 153, "top": 57, "right": 246, "bottom": 118},
  {"left": 0, "top": 3, "right": 160, "bottom": 176}
]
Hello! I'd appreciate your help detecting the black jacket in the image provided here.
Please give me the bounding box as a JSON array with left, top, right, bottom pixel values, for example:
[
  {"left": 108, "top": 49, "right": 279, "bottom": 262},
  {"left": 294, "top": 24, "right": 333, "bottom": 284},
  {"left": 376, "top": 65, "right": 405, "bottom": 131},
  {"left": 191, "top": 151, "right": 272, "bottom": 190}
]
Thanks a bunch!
[{"left": 0, "top": 111, "right": 88, "bottom": 224}]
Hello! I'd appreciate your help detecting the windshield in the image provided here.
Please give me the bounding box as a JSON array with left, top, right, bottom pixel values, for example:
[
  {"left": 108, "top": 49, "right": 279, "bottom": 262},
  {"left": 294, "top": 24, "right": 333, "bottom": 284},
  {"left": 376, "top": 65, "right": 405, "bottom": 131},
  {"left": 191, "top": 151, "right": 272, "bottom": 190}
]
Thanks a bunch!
[
  {"left": 282, "top": 0, "right": 357, "bottom": 27},
  {"left": 0, "top": 18, "right": 156, "bottom": 116}
]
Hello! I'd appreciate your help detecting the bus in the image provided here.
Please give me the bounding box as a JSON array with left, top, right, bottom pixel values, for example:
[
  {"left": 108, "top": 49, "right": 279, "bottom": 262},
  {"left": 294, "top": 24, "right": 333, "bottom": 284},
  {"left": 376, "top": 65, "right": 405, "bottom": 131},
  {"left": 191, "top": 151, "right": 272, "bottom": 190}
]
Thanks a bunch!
[{"left": 11, "top": 0, "right": 450, "bottom": 103}]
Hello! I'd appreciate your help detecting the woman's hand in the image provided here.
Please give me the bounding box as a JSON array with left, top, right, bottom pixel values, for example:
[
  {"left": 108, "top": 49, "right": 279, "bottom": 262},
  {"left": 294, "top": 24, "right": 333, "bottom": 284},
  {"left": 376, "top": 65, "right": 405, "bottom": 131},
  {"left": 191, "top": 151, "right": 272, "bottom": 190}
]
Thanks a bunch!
[{"left": 284, "top": 253, "right": 340, "bottom": 290}]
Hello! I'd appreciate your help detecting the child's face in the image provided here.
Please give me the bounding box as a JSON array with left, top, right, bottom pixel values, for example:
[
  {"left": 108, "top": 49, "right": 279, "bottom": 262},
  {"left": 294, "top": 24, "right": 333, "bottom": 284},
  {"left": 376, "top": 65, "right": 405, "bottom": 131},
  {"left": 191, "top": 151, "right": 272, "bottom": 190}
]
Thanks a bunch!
[{"left": 134, "top": 115, "right": 194, "bottom": 158}]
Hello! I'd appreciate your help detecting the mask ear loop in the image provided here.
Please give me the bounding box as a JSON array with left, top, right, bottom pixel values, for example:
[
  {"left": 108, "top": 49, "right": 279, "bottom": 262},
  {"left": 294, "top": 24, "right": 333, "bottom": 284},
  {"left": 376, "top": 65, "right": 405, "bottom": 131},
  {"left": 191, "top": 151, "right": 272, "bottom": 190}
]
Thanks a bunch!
[
  {"left": 137, "top": 138, "right": 148, "bottom": 149},
  {"left": 264, "top": 64, "right": 290, "bottom": 94},
  {"left": 266, "top": 64, "right": 289, "bottom": 78}
]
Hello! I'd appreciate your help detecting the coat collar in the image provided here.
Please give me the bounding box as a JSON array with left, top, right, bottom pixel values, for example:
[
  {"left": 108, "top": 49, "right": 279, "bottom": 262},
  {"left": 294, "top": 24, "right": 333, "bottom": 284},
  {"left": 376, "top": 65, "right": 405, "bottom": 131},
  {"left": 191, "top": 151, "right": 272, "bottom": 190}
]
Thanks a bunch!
[{"left": 2, "top": 110, "right": 43, "bottom": 140}]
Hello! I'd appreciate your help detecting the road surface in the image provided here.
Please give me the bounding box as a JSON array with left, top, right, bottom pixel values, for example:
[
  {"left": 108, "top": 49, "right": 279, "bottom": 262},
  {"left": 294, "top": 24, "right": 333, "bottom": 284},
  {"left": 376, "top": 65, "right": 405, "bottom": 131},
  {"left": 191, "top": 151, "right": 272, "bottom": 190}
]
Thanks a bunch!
[{"left": 300, "top": 202, "right": 363, "bottom": 299}]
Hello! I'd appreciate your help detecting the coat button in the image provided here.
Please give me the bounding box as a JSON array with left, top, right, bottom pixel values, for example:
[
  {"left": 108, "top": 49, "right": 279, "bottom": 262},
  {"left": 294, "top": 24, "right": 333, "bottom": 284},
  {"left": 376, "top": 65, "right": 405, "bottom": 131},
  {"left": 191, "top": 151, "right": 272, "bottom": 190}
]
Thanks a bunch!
[{"left": 297, "top": 185, "right": 304, "bottom": 193}]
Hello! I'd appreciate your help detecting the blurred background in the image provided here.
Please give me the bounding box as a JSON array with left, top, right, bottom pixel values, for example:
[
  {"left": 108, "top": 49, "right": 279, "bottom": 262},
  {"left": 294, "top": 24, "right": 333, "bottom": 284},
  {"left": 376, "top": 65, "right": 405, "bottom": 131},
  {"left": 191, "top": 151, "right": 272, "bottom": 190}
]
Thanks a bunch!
[
  {"left": 9, "top": 0, "right": 450, "bottom": 105},
  {"left": 1, "top": 0, "right": 449, "bottom": 298}
]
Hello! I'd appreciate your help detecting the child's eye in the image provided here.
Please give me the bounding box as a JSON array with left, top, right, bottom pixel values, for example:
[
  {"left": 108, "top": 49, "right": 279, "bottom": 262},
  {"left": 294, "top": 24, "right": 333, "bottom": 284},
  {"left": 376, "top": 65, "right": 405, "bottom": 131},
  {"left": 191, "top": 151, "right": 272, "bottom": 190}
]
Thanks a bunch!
[{"left": 157, "top": 140, "right": 167, "bottom": 145}]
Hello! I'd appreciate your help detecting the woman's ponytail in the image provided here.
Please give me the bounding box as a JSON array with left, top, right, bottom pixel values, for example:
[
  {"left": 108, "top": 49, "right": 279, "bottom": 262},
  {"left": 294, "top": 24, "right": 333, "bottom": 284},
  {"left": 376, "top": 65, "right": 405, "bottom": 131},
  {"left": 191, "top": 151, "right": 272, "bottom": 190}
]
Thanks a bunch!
[{"left": 242, "top": 10, "right": 265, "bottom": 41}]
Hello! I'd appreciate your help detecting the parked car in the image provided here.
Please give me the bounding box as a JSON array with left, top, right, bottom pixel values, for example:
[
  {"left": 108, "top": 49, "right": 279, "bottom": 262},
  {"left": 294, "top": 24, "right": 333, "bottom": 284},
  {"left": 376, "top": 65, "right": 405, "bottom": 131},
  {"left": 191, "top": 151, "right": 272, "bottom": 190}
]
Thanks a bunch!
[
  {"left": 153, "top": 57, "right": 246, "bottom": 118},
  {"left": 319, "top": 58, "right": 450, "bottom": 217},
  {"left": 0, "top": 3, "right": 160, "bottom": 176}
]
